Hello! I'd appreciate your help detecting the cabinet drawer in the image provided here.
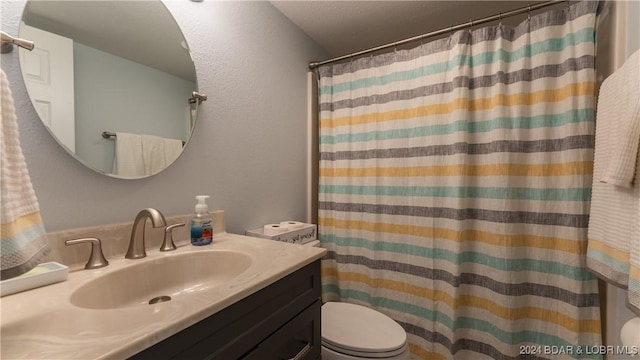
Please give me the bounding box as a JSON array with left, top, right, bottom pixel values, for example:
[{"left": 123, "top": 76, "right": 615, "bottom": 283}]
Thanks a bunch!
[{"left": 243, "top": 299, "right": 320, "bottom": 360}]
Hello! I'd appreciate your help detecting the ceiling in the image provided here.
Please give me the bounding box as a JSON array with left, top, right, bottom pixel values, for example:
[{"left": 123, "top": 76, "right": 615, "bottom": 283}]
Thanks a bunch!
[
  {"left": 270, "top": 1, "right": 546, "bottom": 59},
  {"left": 21, "top": 1, "right": 550, "bottom": 78}
]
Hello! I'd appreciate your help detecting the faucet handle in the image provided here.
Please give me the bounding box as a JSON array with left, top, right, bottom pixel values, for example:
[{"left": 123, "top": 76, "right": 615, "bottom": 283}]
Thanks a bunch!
[
  {"left": 65, "top": 237, "right": 109, "bottom": 269},
  {"left": 160, "top": 223, "right": 185, "bottom": 252}
]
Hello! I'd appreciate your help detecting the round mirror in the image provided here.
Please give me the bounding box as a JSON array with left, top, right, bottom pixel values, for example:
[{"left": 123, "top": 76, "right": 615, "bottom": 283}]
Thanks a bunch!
[{"left": 19, "top": 0, "right": 201, "bottom": 179}]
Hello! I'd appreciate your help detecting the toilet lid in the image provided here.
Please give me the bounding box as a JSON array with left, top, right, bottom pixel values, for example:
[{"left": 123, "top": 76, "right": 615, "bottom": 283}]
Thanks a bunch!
[{"left": 322, "top": 302, "right": 407, "bottom": 356}]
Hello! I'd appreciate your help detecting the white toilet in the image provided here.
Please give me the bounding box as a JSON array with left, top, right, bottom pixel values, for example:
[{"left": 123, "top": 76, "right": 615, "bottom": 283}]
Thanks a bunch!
[
  {"left": 621, "top": 317, "right": 640, "bottom": 348},
  {"left": 321, "top": 301, "right": 410, "bottom": 359},
  {"left": 302, "top": 241, "right": 411, "bottom": 359}
]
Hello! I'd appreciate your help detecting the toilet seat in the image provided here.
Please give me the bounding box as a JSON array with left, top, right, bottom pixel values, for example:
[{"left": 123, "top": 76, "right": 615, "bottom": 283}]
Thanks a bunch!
[{"left": 322, "top": 302, "right": 408, "bottom": 358}]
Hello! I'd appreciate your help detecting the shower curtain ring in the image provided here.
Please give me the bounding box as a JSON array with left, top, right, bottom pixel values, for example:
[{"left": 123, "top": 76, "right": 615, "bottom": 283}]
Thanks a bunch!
[{"left": 528, "top": 4, "right": 532, "bottom": 20}]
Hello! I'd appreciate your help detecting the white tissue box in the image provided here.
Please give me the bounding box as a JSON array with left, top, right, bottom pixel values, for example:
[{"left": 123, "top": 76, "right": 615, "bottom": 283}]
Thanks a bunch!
[
  {"left": 0, "top": 262, "right": 68, "bottom": 297},
  {"left": 246, "top": 223, "right": 317, "bottom": 244}
]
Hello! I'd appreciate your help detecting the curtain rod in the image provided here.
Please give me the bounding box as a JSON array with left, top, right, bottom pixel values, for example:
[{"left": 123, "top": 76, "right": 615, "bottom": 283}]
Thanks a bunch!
[{"left": 308, "top": 0, "right": 564, "bottom": 69}]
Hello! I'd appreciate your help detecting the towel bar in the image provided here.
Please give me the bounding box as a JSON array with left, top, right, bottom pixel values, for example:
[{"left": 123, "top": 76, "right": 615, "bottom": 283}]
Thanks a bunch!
[
  {"left": 1, "top": 31, "right": 34, "bottom": 54},
  {"left": 102, "top": 131, "right": 185, "bottom": 146}
]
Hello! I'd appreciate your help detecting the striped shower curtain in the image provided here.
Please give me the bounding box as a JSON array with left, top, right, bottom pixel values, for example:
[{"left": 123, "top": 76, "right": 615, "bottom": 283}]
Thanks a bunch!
[{"left": 317, "top": 2, "right": 601, "bottom": 359}]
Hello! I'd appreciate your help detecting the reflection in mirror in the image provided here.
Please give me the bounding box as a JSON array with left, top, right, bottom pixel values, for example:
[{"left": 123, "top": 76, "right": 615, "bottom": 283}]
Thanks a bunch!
[{"left": 19, "top": 1, "right": 199, "bottom": 179}]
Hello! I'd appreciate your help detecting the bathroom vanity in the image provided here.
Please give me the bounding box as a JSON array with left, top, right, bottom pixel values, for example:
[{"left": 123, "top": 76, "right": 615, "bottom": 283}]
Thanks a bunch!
[
  {"left": 0, "top": 230, "right": 326, "bottom": 359},
  {"left": 132, "top": 260, "right": 321, "bottom": 359}
]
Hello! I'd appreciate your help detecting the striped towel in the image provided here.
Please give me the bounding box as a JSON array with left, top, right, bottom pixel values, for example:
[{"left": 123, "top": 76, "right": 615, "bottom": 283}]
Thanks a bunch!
[
  {"left": 1, "top": 69, "right": 50, "bottom": 280},
  {"left": 587, "top": 49, "right": 640, "bottom": 314}
]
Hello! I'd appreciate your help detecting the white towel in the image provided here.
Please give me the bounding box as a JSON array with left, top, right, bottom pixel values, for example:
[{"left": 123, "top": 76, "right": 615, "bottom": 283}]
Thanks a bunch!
[
  {"left": 113, "top": 132, "right": 144, "bottom": 177},
  {"left": 601, "top": 50, "right": 640, "bottom": 188},
  {"left": 141, "top": 134, "right": 166, "bottom": 176},
  {"left": 163, "top": 138, "right": 183, "bottom": 166},
  {"left": 587, "top": 49, "right": 640, "bottom": 314},
  {"left": 1, "top": 69, "right": 50, "bottom": 280}
]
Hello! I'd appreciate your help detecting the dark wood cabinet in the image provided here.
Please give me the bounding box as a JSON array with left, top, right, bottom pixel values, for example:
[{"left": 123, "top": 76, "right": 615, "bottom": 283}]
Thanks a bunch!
[{"left": 131, "top": 260, "right": 321, "bottom": 360}]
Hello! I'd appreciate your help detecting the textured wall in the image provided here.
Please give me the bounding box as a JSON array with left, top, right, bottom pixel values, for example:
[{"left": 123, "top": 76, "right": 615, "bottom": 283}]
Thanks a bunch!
[{"left": 0, "top": 0, "right": 328, "bottom": 234}]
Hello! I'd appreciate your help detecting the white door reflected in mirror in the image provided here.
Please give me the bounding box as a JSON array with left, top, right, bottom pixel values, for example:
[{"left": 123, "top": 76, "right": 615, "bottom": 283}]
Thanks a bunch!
[{"left": 19, "top": 23, "right": 75, "bottom": 153}]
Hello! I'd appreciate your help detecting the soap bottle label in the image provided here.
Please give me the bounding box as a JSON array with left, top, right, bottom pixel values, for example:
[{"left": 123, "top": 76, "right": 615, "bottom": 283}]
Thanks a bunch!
[{"left": 191, "top": 218, "right": 213, "bottom": 246}]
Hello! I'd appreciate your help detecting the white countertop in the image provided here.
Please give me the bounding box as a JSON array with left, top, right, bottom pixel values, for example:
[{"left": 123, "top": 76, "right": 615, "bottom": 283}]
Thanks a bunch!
[{"left": 0, "top": 233, "right": 326, "bottom": 359}]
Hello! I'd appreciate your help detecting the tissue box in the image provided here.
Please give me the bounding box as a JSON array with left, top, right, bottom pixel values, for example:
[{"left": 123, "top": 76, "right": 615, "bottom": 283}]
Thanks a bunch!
[{"left": 246, "top": 223, "right": 317, "bottom": 244}]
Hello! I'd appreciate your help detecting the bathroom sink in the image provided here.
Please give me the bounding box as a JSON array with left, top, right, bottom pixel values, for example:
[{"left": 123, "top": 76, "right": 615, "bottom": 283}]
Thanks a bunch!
[{"left": 70, "top": 250, "right": 252, "bottom": 309}]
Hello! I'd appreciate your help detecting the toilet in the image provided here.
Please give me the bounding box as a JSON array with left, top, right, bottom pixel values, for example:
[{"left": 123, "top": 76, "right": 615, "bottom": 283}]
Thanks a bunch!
[
  {"left": 302, "top": 241, "right": 411, "bottom": 359},
  {"left": 621, "top": 317, "right": 640, "bottom": 348},
  {"left": 321, "top": 302, "right": 410, "bottom": 359}
]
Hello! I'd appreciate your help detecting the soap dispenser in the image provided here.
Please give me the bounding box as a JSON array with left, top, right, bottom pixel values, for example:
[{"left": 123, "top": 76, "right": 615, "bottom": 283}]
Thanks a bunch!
[{"left": 190, "top": 195, "right": 213, "bottom": 246}]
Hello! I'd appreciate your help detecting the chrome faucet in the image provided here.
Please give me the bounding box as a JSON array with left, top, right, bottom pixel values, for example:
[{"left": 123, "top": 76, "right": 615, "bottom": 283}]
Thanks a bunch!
[{"left": 125, "top": 208, "right": 167, "bottom": 259}]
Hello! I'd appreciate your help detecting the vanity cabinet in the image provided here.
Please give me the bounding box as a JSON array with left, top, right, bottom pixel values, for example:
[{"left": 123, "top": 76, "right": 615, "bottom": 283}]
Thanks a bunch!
[{"left": 131, "top": 260, "right": 321, "bottom": 360}]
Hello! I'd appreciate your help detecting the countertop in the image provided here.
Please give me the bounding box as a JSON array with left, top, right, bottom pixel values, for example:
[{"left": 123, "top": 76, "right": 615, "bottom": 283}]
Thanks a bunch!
[{"left": 0, "top": 233, "right": 326, "bottom": 359}]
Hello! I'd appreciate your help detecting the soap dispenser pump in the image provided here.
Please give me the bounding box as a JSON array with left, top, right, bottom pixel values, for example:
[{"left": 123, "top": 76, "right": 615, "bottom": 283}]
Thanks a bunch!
[{"left": 190, "top": 195, "right": 213, "bottom": 246}]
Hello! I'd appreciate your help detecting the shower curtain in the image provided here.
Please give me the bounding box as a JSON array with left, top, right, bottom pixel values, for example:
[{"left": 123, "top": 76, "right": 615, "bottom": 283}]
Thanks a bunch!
[{"left": 317, "top": 2, "right": 601, "bottom": 359}]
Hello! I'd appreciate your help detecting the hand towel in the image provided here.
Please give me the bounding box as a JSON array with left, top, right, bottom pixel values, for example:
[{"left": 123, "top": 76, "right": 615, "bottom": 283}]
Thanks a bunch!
[
  {"left": 113, "top": 132, "right": 144, "bottom": 177},
  {"left": 141, "top": 134, "right": 166, "bottom": 176},
  {"left": 1, "top": 69, "right": 50, "bottom": 280},
  {"left": 587, "top": 49, "right": 640, "bottom": 315},
  {"left": 163, "top": 138, "right": 183, "bottom": 166},
  {"left": 601, "top": 50, "right": 640, "bottom": 188}
]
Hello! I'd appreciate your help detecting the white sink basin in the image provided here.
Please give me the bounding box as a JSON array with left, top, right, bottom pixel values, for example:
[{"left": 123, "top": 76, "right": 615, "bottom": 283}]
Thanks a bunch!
[{"left": 69, "top": 250, "right": 252, "bottom": 309}]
